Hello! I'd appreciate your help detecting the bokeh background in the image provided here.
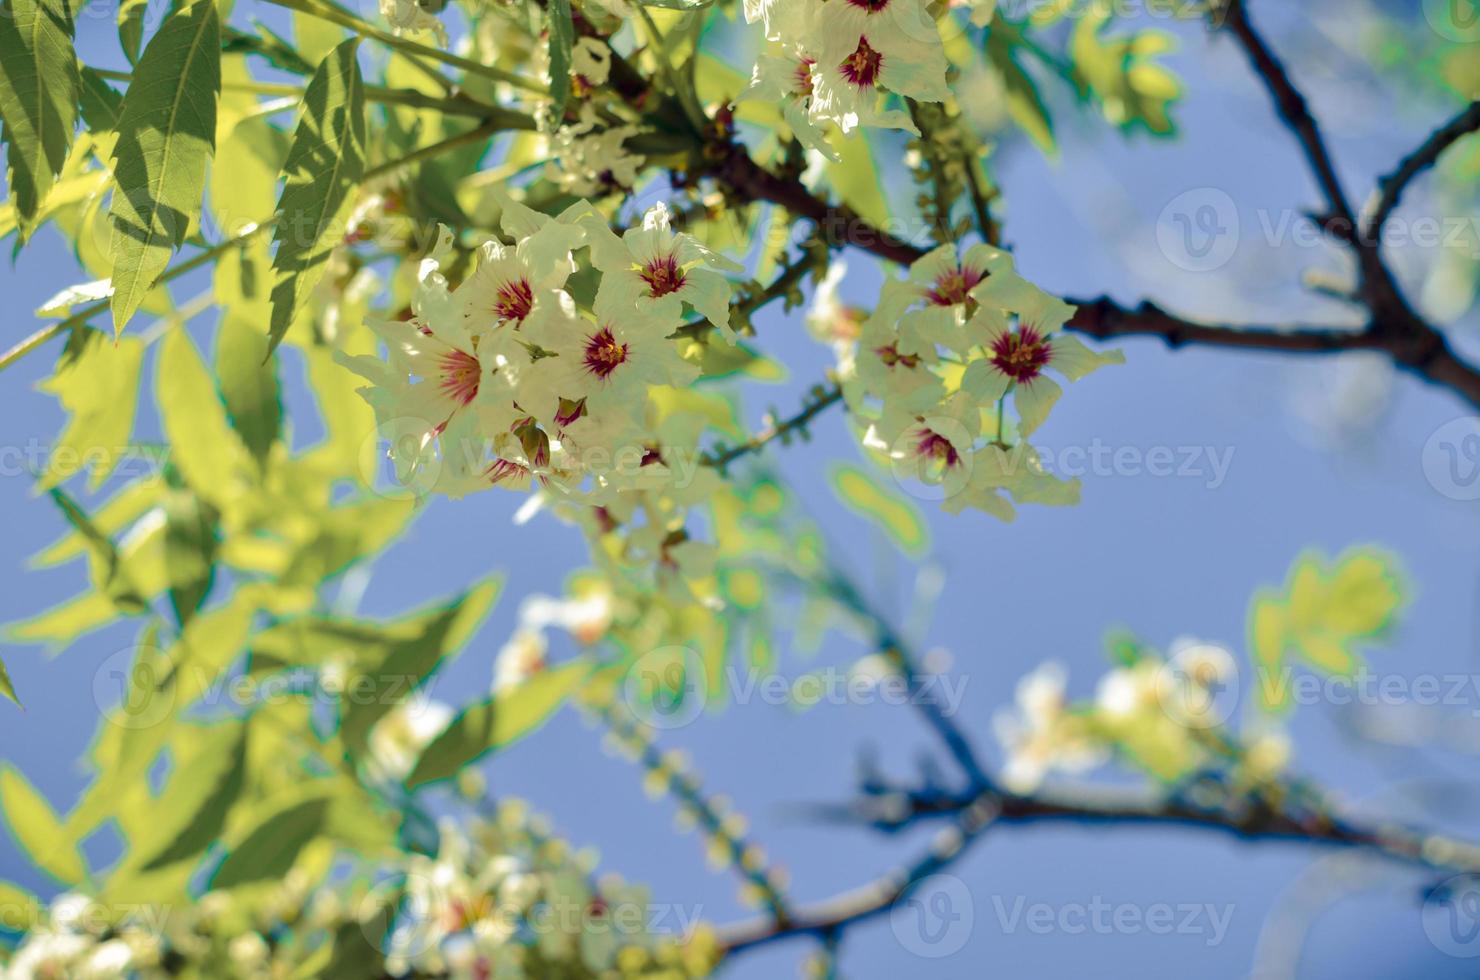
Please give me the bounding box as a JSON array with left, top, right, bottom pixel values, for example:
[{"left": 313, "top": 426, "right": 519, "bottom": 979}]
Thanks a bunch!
[{"left": 4, "top": 1, "right": 1480, "bottom": 976}]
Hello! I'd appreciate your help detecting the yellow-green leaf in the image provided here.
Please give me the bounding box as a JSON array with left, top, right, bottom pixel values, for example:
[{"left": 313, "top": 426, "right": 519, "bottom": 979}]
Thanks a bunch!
[
  {"left": 268, "top": 37, "right": 366, "bottom": 353},
  {"left": 38, "top": 335, "right": 145, "bottom": 491},
  {"left": 107, "top": 0, "right": 221, "bottom": 334},
  {"left": 0, "top": 0, "right": 80, "bottom": 238},
  {"left": 829, "top": 463, "right": 929, "bottom": 557},
  {"left": 407, "top": 661, "right": 588, "bottom": 789},
  {"left": 0, "top": 767, "right": 86, "bottom": 885}
]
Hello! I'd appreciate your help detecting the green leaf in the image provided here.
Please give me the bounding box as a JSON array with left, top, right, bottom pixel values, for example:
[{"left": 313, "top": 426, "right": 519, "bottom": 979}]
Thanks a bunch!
[
  {"left": 162, "top": 487, "right": 217, "bottom": 627},
  {"left": 829, "top": 464, "right": 929, "bottom": 557},
  {"left": 548, "top": 0, "right": 574, "bottom": 120},
  {"left": 118, "top": 0, "right": 150, "bottom": 65},
  {"left": 0, "top": 656, "right": 17, "bottom": 706},
  {"left": 38, "top": 334, "right": 145, "bottom": 491},
  {"left": 986, "top": 30, "right": 1055, "bottom": 155},
  {"left": 0, "top": 0, "right": 80, "bottom": 239},
  {"left": 46, "top": 486, "right": 148, "bottom": 614},
  {"left": 0, "top": 881, "right": 40, "bottom": 931},
  {"left": 293, "top": 9, "right": 347, "bottom": 67},
  {"left": 339, "top": 578, "right": 502, "bottom": 760},
  {"left": 407, "top": 661, "right": 588, "bottom": 789},
  {"left": 267, "top": 37, "right": 366, "bottom": 354},
  {"left": 1069, "top": 11, "right": 1181, "bottom": 136},
  {"left": 107, "top": 0, "right": 221, "bottom": 334},
  {"left": 157, "top": 328, "right": 250, "bottom": 508},
  {"left": 211, "top": 796, "right": 328, "bottom": 889},
  {"left": 0, "top": 767, "right": 86, "bottom": 885},
  {"left": 216, "top": 313, "right": 282, "bottom": 466},
  {"left": 135, "top": 723, "right": 247, "bottom": 871}
]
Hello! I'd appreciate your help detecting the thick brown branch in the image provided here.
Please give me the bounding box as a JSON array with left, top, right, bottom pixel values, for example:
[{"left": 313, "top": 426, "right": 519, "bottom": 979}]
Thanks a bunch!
[
  {"left": 710, "top": 137, "right": 1480, "bottom": 410},
  {"left": 1361, "top": 100, "right": 1480, "bottom": 241}
]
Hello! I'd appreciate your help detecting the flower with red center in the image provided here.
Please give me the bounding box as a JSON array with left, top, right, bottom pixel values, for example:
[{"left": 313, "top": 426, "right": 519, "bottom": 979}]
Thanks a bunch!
[
  {"left": 839, "top": 36, "right": 883, "bottom": 87},
  {"left": 990, "top": 325, "right": 1052, "bottom": 384},
  {"left": 492, "top": 278, "right": 534, "bottom": 323},
  {"left": 582, "top": 327, "right": 630, "bottom": 380},
  {"left": 639, "top": 253, "right": 687, "bottom": 299},
  {"left": 793, "top": 56, "right": 816, "bottom": 97},
  {"left": 926, "top": 265, "right": 985, "bottom": 307},
  {"left": 521, "top": 286, "right": 698, "bottom": 433},
  {"left": 808, "top": 0, "right": 949, "bottom": 134},
  {"left": 575, "top": 201, "right": 741, "bottom": 342},
  {"left": 916, "top": 427, "right": 961, "bottom": 469},
  {"left": 438, "top": 348, "right": 482, "bottom": 406},
  {"left": 875, "top": 343, "right": 920, "bottom": 369}
]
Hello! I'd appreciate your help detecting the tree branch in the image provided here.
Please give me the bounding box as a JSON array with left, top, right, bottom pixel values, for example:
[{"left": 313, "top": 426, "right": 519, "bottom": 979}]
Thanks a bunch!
[{"left": 1361, "top": 100, "right": 1480, "bottom": 242}]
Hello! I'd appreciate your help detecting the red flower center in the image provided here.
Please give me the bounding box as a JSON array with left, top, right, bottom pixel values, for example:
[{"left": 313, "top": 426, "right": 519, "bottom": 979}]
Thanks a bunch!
[
  {"left": 840, "top": 37, "right": 883, "bottom": 88},
  {"left": 583, "top": 327, "right": 630, "bottom": 379},
  {"left": 845, "top": 0, "right": 891, "bottom": 9},
  {"left": 990, "top": 326, "right": 1053, "bottom": 384},
  {"left": 641, "top": 254, "right": 687, "bottom": 298},
  {"left": 438, "top": 349, "right": 481, "bottom": 406},
  {"left": 493, "top": 277, "right": 533, "bottom": 323},
  {"left": 926, "top": 265, "right": 984, "bottom": 307},
  {"left": 794, "top": 57, "right": 816, "bottom": 97},
  {"left": 916, "top": 429, "right": 961, "bottom": 468},
  {"left": 875, "top": 343, "right": 920, "bottom": 369}
]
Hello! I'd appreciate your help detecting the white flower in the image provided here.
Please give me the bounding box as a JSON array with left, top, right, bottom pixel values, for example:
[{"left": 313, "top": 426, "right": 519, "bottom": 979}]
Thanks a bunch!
[
  {"left": 368, "top": 699, "right": 454, "bottom": 782},
  {"left": 994, "top": 663, "right": 1103, "bottom": 792},
  {"left": 380, "top": 0, "right": 448, "bottom": 45},
  {"left": 521, "top": 288, "right": 698, "bottom": 434},
  {"left": 545, "top": 105, "right": 645, "bottom": 198},
  {"left": 495, "top": 629, "right": 548, "bottom": 691},
  {"left": 577, "top": 201, "right": 741, "bottom": 343},
  {"left": 808, "top": 0, "right": 950, "bottom": 135}
]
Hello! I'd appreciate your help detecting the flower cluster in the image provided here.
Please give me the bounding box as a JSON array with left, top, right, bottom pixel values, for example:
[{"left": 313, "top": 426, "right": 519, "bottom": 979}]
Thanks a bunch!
[
  {"left": 826, "top": 244, "right": 1122, "bottom": 520},
  {"left": 994, "top": 638, "right": 1293, "bottom": 794},
  {"left": 2, "top": 804, "right": 718, "bottom": 980},
  {"left": 346, "top": 196, "right": 731, "bottom": 510},
  {"left": 742, "top": 0, "right": 951, "bottom": 156}
]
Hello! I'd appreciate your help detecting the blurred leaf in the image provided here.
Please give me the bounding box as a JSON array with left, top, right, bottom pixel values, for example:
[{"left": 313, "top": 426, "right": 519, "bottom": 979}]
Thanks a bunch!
[
  {"left": 340, "top": 577, "right": 503, "bottom": 761},
  {"left": 986, "top": 29, "right": 1055, "bottom": 154},
  {"left": 211, "top": 796, "right": 328, "bottom": 889},
  {"left": 135, "top": 722, "right": 247, "bottom": 871},
  {"left": 0, "top": 657, "right": 16, "bottom": 706},
  {"left": 829, "top": 464, "right": 929, "bottom": 557},
  {"left": 0, "top": 767, "right": 86, "bottom": 885},
  {"left": 548, "top": 0, "right": 574, "bottom": 120},
  {"left": 157, "top": 328, "right": 250, "bottom": 508},
  {"left": 216, "top": 314, "right": 282, "bottom": 467},
  {"left": 293, "top": 9, "right": 347, "bottom": 67},
  {"left": 0, "top": 0, "right": 80, "bottom": 240},
  {"left": 107, "top": 0, "right": 221, "bottom": 334},
  {"left": 46, "top": 486, "right": 149, "bottom": 614},
  {"left": 118, "top": 0, "right": 149, "bottom": 65},
  {"left": 162, "top": 487, "right": 217, "bottom": 627},
  {"left": 277, "top": 497, "right": 415, "bottom": 587},
  {"left": 33, "top": 480, "right": 160, "bottom": 568},
  {"left": 1246, "top": 549, "right": 1405, "bottom": 714},
  {"left": 1069, "top": 10, "right": 1180, "bottom": 136},
  {"left": 407, "top": 660, "right": 588, "bottom": 789},
  {"left": 268, "top": 37, "right": 366, "bottom": 354},
  {"left": 38, "top": 334, "right": 145, "bottom": 491},
  {"left": 826, "top": 134, "right": 890, "bottom": 228}
]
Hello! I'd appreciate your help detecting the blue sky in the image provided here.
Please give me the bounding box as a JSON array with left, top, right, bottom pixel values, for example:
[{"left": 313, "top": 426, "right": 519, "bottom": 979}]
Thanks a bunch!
[{"left": 3, "top": 2, "right": 1480, "bottom": 977}]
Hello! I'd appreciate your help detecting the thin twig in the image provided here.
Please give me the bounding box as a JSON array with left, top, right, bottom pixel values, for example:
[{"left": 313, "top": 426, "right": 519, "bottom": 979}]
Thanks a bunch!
[
  {"left": 1361, "top": 100, "right": 1480, "bottom": 242},
  {"left": 702, "top": 386, "right": 843, "bottom": 470}
]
